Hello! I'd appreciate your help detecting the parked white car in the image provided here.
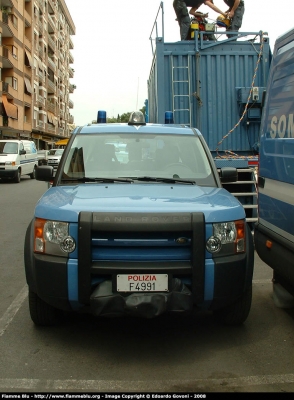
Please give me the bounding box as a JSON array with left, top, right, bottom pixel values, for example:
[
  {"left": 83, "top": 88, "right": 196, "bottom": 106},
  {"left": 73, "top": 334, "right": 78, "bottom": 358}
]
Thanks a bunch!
[
  {"left": 37, "top": 150, "right": 49, "bottom": 166},
  {"left": 47, "top": 149, "right": 64, "bottom": 169}
]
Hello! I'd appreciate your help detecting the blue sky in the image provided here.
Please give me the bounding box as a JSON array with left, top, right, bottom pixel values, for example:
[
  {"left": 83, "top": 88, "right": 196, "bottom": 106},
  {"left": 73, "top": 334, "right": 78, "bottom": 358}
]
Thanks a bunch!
[{"left": 65, "top": 0, "right": 293, "bottom": 126}]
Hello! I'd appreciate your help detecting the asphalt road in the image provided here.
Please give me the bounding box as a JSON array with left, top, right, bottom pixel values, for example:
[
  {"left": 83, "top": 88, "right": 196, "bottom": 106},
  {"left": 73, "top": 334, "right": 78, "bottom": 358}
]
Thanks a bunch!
[{"left": 0, "top": 176, "right": 293, "bottom": 394}]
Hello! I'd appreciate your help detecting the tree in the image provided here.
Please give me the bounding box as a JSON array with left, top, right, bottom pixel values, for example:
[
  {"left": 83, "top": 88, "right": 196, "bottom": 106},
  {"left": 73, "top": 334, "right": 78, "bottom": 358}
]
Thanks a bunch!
[
  {"left": 101, "top": 105, "right": 146, "bottom": 124},
  {"left": 120, "top": 112, "right": 131, "bottom": 123}
]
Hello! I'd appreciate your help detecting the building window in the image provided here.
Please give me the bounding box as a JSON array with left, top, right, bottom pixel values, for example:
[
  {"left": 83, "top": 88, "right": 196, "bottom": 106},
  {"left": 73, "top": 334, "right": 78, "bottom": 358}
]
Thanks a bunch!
[
  {"left": 11, "top": 14, "right": 18, "bottom": 29},
  {"left": 12, "top": 46, "right": 18, "bottom": 59},
  {"left": 13, "top": 77, "right": 18, "bottom": 90}
]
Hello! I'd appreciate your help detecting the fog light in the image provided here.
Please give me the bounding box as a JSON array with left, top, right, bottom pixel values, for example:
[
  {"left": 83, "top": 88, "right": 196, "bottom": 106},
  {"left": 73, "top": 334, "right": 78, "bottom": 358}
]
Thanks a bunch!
[
  {"left": 60, "top": 236, "right": 76, "bottom": 253},
  {"left": 206, "top": 236, "right": 222, "bottom": 253}
]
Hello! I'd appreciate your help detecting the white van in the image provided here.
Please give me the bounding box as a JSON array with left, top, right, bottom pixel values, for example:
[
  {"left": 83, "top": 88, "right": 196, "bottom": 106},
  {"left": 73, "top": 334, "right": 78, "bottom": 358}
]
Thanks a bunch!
[{"left": 0, "top": 140, "right": 38, "bottom": 183}]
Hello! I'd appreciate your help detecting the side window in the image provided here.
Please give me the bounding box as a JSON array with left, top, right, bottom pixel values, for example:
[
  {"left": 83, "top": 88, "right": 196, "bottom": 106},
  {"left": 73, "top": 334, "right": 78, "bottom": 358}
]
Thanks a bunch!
[{"left": 31, "top": 142, "right": 37, "bottom": 153}]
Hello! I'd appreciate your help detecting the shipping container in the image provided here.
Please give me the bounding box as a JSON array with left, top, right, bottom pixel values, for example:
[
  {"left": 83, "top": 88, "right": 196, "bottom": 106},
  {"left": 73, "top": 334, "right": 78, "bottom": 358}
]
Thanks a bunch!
[{"left": 147, "top": 2, "right": 272, "bottom": 226}]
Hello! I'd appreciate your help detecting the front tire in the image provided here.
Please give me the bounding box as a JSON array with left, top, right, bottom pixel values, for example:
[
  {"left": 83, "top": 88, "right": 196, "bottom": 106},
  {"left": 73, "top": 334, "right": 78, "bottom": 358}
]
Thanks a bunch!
[
  {"left": 30, "top": 166, "right": 36, "bottom": 179},
  {"left": 29, "top": 289, "right": 62, "bottom": 326},
  {"left": 13, "top": 169, "right": 21, "bottom": 183},
  {"left": 213, "top": 285, "right": 252, "bottom": 326}
]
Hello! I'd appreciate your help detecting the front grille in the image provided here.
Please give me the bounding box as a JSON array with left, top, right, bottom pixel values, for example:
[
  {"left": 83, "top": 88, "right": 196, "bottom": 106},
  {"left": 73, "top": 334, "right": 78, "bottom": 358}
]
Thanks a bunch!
[
  {"left": 78, "top": 212, "right": 205, "bottom": 304},
  {"left": 92, "top": 231, "right": 191, "bottom": 262}
]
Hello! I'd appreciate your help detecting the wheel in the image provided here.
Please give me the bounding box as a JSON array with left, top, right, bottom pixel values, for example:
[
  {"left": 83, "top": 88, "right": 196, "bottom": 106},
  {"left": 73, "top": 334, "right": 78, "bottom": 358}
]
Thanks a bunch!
[
  {"left": 213, "top": 285, "right": 252, "bottom": 326},
  {"left": 13, "top": 169, "right": 21, "bottom": 183},
  {"left": 30, "top": 166, "right": 36, "bottom": 179},
  {"left": 28, "top": 289, "right": 62, "bottom": 326}
]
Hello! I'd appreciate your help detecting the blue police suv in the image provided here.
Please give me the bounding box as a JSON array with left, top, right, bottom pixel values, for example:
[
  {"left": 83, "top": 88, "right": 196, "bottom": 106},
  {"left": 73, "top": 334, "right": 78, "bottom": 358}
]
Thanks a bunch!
[{"left": 24, "top": 111, "right": 254, "bottom": 326}]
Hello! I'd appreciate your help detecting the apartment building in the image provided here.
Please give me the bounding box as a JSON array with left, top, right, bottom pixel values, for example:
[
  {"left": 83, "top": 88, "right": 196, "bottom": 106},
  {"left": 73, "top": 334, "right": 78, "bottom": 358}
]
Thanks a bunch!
[{"left": 0, "top": 0, "right": 75, "bottom": 149}]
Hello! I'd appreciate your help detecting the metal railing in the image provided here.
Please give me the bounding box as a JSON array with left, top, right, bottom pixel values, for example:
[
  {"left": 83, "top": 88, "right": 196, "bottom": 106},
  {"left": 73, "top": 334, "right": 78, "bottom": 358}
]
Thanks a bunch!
[{"left": 149, "top": 1, "right": 164, "bottom": 56}]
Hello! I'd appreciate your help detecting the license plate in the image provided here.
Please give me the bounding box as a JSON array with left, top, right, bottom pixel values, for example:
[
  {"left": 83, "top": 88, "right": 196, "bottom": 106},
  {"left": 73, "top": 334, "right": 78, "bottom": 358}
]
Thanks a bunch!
[{"left": 117, "top": 274, "right": 168, "bottom": 292}]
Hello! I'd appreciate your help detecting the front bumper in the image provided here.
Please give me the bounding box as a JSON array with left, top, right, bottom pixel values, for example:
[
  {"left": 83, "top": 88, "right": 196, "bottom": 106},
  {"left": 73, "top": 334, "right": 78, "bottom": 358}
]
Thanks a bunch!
[
  {"left": 0, "top": 169, "right": 18, "bottom": 179},
  {"left": 90, "top": 278, "right": 192, "bottom": 318},
  {"left": 24, "top": 213, "right": 253, "bottom": 317},
  {"left": 26, "top": 250, "right": 251, "bottom": 316}
]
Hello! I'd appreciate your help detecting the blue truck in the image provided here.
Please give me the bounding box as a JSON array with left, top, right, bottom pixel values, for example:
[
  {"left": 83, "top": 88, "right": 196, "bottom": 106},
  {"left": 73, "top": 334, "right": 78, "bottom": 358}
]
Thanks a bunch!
[
  {"left": 24, "top": 111, "right": 254, "bottom": 326},
  {"left": 147, "top": 2, "right": 272, "bottom": 227},
  {"left": 254, "top": 28, "right": 294, "bottom": 307}
]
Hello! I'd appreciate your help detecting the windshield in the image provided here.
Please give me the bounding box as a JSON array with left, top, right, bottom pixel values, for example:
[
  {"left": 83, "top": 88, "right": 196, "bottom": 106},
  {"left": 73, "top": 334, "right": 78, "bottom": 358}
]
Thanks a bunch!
[
  {"left": 60, "top": 133, "right": 216, "bottom": 186},
  {"left": 0, "top": 142, "right": 18, "bottom": 154}
]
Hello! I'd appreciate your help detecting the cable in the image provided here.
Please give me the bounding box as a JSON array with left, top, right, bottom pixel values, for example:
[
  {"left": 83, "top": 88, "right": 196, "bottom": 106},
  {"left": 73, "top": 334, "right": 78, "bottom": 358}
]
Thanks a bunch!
[{"left": 215, "top": 31, "right": 266, "bottom": 159}]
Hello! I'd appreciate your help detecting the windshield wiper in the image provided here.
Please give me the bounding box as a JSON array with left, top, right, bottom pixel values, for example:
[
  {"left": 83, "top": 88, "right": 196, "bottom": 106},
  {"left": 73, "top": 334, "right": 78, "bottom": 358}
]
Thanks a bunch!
[
  {"left": 125, "top": 176, "right": 196, "bottom": 185},
  {"left": 61, "top": 177, "right": 134, "bottom": 183}
]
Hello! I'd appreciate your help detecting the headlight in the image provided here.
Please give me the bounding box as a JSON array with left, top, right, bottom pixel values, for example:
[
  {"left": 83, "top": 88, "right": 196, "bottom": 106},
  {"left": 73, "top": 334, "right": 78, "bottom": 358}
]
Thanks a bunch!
[
  {"left": 206, "top": 220, "right": 245, "bottom": 255},
  {"left": 34, "top": 218, "right": 76, "bottom": 255}
]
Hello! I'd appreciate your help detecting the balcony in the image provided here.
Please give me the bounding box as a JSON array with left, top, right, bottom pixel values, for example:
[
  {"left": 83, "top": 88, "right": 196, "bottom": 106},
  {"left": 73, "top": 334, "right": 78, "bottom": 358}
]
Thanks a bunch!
[
  {"left": 1, "top": 81, "right": 14, "bottom": 98},
  {"left": 47, "top": 78, "right": 56, "bottom": 94},
  {"left": 69, "top": 84, "right": 76, "bottom": 93},
  {"left": 2, "top": 116, "right": 19, "bottom": 129},
  {"left": 38, "top": 20, "right": 44, "bottom": 35},
  {"left": 24, "top": 93, "right": 32, "bottom": 105},
  {"left": 2, "top": 46, "right": 15, "bottom": 68},
  {"left": 69, "top": 51, "right": 74, "bottom": 64},
  {"left": 38, "top": 0, "right": 44, "bottom": 12},
  {"left": 48, "top": 13, "right": 55, "bottom": 29},
  {"left": 24, "top": 120, "right": 32, "bottom": 132},
  {"left": 47, "top": 101, "right": 56, "bottom": 113},
  {"left": 24, "top": 8, "right": 32, "bottom": 26},
  {"left": 36, "top": 119, "right": 45, "bottom": 131},
  {"left": 48, "top": 35, "right": 56, "bottom": 50},
  {"left": 48, "top": 57, "right": 56, "bottom": 71},
  {"left": 69, "top": 36, "right": 74, "bottom": 50},
  {"left": 47, "top": 124, "right": 56, "bottom": 134},
  {"left": 24, "top": 35, "right": 32, "bottom": 50},
  {"left": 38, "top": 95, "right": 45, "bottom": 107},
  {"left": 48, "top": 0, "right": 57, "bottom": 13},
  {"left": 1, "top": 12, "right": 13, "bottom": 38},
  {"left": 69, "top": 67, "right": 74, "bottom": 78}
]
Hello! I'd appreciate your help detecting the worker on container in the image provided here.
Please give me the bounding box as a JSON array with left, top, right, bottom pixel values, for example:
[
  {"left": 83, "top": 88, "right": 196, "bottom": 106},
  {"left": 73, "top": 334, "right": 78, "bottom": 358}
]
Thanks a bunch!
[
  {"left": 186, "top": 0, "right": 226, "bottom": 19},
  {"left": 173, "top": 0, "right": 226, "bottom": 41},
  {"left": 222, "top": 0, "right": 245, "bottom": 36},
  {"left": 186, "top": 0, "right": 226, "bottom": 41},
  {"left": 173, "top": 0, "right": 191, "bottom": 40}
]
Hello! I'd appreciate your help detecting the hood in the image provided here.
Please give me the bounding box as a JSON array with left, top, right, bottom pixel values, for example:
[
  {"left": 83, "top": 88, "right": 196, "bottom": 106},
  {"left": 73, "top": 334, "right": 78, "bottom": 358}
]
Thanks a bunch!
[{"left": 35, "top": 183, "right": 245, "bottom": 223}]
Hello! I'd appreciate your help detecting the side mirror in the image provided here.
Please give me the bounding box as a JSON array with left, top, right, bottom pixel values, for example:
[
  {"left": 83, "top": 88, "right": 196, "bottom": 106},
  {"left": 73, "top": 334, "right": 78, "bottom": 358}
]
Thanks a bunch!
[
  {"left": 35, "top": 165, "right": 54, "bottom": 181},
  {"left": 219, "top": 167, "right": 238, "bottom": 183},
  {"left": 19, "top": 149, "right": 26, "bottom": 155}
]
